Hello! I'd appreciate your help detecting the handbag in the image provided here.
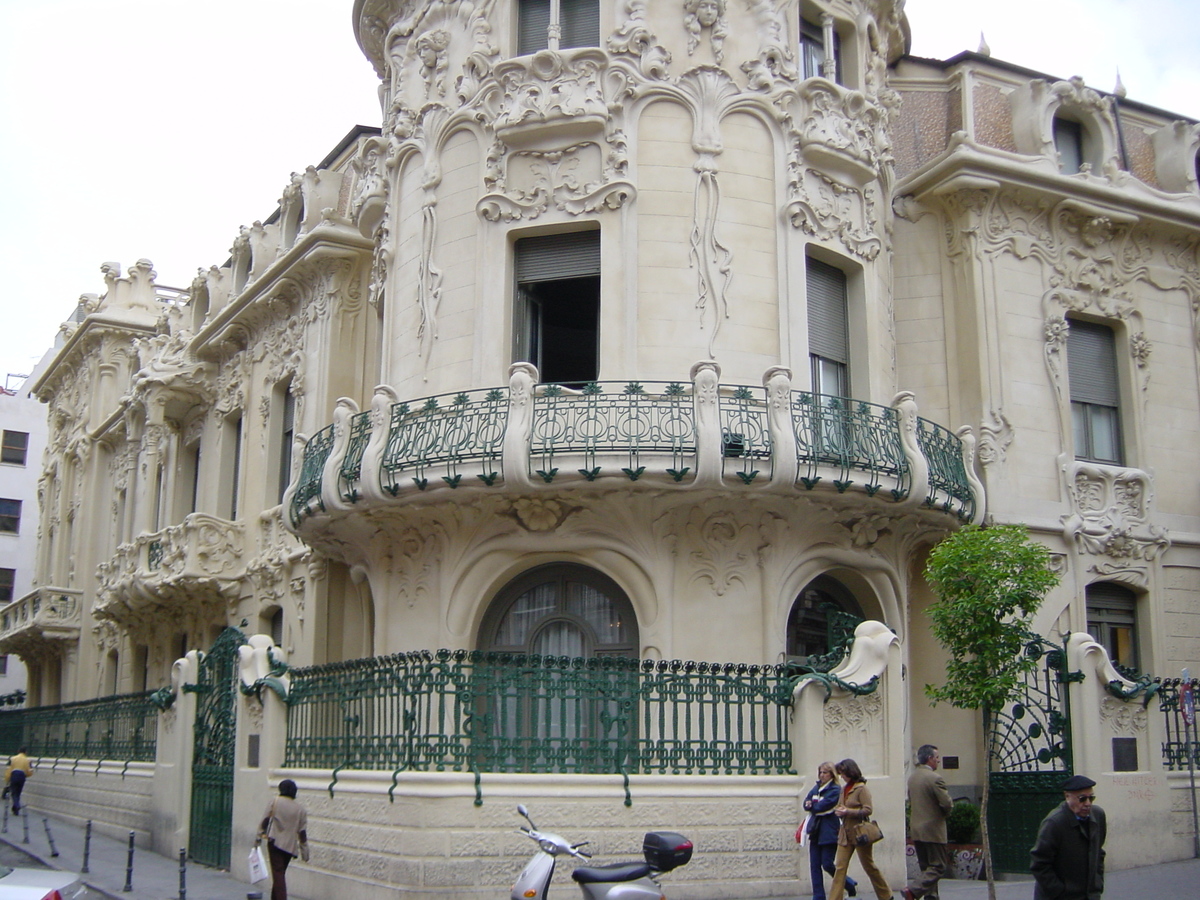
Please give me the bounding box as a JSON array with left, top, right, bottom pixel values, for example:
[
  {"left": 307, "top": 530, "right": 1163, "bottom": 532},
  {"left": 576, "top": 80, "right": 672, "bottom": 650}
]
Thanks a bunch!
[
  {"left": 855, "top": 819, "right": 884, "bottom": 846},
  {"left": 248, "top": 845, "right": 269, "bottom": 882}
]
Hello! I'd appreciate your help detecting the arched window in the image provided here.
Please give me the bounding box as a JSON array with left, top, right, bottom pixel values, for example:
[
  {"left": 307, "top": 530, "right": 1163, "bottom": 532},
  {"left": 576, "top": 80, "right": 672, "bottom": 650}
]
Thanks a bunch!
[
  {"left": 786, "top": 574, "right": 863, "bottom": 667},
  {"left": 480, "top": 564, "right": 638, "bottom": 657}
]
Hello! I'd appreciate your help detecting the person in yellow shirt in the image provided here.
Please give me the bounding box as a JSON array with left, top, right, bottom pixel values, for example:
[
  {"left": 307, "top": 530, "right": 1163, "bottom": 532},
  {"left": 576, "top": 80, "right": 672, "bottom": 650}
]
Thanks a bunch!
[{"left": 5, "top": 747, "right": 33, "bottom": 814}]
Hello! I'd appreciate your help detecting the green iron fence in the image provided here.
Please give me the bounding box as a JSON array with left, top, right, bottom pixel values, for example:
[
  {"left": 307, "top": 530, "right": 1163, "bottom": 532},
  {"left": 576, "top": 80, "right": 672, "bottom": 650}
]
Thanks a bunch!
[
  {"left": 9, "top": 692, "right": 158, "bottom": 762},
  {"left": 793, "top": 393, "right": 909, "bottom": 495},
  {"left": 1157, "top": 678, "right": 1200, "bottom": 770},
  {"left": 285, "top": 651, "right": 799, "bottom": 781},
  {"left": 289, "top": 422, "right": 335, "bottom": 527}
]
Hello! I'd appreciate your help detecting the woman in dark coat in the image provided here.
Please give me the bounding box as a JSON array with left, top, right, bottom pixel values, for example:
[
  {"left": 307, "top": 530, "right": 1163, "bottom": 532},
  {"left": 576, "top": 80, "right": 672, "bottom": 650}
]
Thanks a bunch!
[{"left": 804, "top": 761, "right": 857, "bottom": 900}]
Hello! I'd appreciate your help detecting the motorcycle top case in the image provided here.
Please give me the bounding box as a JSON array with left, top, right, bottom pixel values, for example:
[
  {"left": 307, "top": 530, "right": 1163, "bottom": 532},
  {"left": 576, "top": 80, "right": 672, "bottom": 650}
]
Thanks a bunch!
[{"left": 641, "top": 832, "right": 693, "bottom": 871}]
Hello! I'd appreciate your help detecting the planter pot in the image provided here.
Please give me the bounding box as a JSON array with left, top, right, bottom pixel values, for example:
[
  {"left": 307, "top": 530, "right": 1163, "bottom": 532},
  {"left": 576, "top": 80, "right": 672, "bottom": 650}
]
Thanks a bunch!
[{"left": 947, "top": 844, "right": 984, "bottom": 880}]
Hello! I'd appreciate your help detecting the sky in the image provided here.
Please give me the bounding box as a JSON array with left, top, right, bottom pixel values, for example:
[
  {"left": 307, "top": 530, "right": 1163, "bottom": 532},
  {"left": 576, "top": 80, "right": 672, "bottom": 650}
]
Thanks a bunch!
[{"left": 1, "top": 0, "right": 1198, "bottom": 386}]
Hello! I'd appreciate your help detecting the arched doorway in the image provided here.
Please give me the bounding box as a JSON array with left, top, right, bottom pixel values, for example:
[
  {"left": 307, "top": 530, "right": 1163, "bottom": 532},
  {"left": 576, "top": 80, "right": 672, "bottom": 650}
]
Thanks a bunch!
[
  {"left": 785, "top": 574, "right": 863, "bottom": 669},
  {"left": 476, "top": 564, "right": 639, "bottom": 772}
]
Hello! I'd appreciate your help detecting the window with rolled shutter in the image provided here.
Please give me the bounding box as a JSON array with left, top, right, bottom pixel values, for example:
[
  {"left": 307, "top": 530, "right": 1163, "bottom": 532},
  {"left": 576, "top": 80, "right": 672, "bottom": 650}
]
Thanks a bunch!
[
  {"left": 1067, "top": 318, "right": 1122, "bottom": 464},
  {"left": 514, "top": 231, "right": 601, "bottom": 386},
  {"left": 518, "top": 0, "right": 599, "bottom": 55},
  {"left": 807, "top": 258, "right": 849, "bottom": 398}
]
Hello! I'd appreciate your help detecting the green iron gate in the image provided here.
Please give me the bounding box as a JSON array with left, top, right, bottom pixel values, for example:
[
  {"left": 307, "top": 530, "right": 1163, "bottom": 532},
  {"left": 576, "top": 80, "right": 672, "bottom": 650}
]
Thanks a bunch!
[
  {"left": 987, "top": 634, "right": 1077, "bottom": 872},
  {"left": 188, "top": 628, "right": 245, "bottom": 868}
]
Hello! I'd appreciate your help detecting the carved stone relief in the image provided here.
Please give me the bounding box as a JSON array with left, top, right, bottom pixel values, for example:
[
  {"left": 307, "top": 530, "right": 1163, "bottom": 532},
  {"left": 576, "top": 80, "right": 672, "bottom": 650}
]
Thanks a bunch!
[
  {"left": 1061, "top": 462, "right": 1169, "bottom": 587},
  {"left": 824, "top": 690, "right": 883, "bottom": 735},
  {"left": 684, "top": 508, "right": 752, "bottom": 597},
  {"left": 1099, "top": 695, "right": 1147, "bottom": 735},
  {"left": 683, "top": 0, "right": 727, "bottom": 65}
]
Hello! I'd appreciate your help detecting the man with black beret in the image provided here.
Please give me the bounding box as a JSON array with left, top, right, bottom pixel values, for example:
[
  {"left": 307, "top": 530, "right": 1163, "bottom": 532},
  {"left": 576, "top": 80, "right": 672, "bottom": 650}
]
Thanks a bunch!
[{"left": 1030, "top": 775, "right": 1106, "bottom": 899}]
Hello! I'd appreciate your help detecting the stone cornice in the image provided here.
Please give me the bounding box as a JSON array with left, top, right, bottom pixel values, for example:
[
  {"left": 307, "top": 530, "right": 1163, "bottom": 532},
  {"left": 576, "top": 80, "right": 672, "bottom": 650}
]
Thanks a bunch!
[
  {"left": 895, "top": 138, "right": 1200, "bottom": 233},
  {"left": 191, "top": 221, "right": 374, "bottom": 360},
  {"left": 32, "top": 312, "right": 158, "bottom": 403}
]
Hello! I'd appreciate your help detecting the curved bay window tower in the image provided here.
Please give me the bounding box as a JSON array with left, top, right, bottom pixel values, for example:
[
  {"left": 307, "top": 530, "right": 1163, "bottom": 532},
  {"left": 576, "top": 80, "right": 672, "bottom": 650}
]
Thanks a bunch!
[{"left": 289, "top": 0, "right": 980, "bottom": 674}]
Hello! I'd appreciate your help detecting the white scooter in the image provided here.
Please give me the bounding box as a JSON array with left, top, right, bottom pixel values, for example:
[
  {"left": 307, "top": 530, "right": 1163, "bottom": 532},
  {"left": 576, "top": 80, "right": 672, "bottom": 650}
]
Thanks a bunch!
[{"left": 510, "top": 804, "right": 693, "bottom": 900}]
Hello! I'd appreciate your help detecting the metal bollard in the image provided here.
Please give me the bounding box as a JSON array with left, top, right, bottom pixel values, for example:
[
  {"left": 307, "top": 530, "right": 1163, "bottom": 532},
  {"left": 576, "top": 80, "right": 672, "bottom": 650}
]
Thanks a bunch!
[
  {"left": 178, "top": 847, "right": 186, "bottom": 900},
  {"left": 81, "top": 821, "right": 92, "bottom": 874},
  {"left": 41, "top": 818, "right": 59, "bottom": 857},
  {"left": 122, "top": 830, "right": 134, "bottom": 892},
  {"left": 21, "top": 808, "right": 29, "bottom": 844}
]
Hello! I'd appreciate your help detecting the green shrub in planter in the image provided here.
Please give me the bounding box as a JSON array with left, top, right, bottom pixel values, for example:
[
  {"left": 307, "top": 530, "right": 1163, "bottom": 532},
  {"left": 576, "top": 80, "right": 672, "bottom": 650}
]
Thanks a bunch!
[{"left": 947, "top": 800, "right": 981, "bottom": 845}]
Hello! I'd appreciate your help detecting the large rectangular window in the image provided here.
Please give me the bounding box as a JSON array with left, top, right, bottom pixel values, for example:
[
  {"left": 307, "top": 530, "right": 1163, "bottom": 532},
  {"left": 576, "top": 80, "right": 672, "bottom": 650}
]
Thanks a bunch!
[
  {"left": 1067, "top": 318, "right": 1122, "bottom": 464},
  {"left": 0, "top": 568, "right": 13, "bottom": 604},
  {"left": 515, "top": 231, "right": 601, "bottom": 386},
  {"left": 278, "top": 389, "right": 296, "bottom": 504},
  {"left": 219, "top": 415, "right": 243, "bottom": 520},
  {"left": 0, "top": 499, "right": 20, "bottom": 534},
  {"left": 518, "top": 0, "right": 600, "bottom": 54},
  {"left": 1, "top": 431, "right": 28, "bottom": 466}
]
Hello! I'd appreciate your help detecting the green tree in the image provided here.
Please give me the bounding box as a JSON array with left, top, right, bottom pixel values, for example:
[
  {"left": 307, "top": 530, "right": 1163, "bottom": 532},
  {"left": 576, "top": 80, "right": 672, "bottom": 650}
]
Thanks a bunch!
[{"left": 924, "top": 523, "right": 1059, "bottom": 899}]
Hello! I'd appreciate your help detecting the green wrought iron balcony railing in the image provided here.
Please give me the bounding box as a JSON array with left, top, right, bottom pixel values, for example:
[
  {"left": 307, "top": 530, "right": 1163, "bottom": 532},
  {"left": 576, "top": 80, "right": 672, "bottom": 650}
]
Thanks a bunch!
[
  {"left": 0, "top": 587, "right": 83, "bottom": 658},
  {"left": 286, "top": 362, "right": 984, "bottom": 530}
]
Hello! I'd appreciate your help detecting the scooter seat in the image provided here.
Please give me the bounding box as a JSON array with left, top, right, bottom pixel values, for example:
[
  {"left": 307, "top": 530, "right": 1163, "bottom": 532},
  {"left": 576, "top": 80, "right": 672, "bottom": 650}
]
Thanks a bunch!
[{"left": 571, "top": 861, "right": 653, "bottom": 884}]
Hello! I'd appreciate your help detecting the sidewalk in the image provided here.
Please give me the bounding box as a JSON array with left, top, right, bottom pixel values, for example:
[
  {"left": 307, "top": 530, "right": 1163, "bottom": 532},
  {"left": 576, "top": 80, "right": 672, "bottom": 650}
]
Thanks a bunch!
[
  {"left": 0, "top": 808, "right": 271, "bottom": 900},
  {"left": 1, "top": 807, "right": 1197, "bottom": 900}
]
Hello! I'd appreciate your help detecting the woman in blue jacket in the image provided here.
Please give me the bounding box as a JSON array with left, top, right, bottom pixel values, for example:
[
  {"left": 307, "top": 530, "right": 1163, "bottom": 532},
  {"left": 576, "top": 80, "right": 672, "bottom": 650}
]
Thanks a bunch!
[{"left": 804, "top": 761, "right": 857, "bottom": 899}]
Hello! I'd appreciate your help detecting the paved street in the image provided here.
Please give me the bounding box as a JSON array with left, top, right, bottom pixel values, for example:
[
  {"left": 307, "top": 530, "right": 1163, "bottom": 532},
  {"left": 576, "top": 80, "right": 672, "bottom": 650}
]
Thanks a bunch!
[{"left": 1, "top": 806, "right": 1196, "bottom": 900}]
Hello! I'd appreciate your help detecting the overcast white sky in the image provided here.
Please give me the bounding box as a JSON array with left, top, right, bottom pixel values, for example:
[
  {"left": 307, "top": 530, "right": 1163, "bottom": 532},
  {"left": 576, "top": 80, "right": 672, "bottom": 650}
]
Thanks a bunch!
[{"left": 2, "top": 0, "right": 1197, "bottom": 386}]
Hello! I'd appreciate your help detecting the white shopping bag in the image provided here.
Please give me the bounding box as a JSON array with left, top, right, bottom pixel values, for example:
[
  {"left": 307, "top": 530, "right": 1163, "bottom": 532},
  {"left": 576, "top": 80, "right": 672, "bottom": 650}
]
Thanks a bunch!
[{"left": 248, "top": 844, "right": 269, "bottom": 883}]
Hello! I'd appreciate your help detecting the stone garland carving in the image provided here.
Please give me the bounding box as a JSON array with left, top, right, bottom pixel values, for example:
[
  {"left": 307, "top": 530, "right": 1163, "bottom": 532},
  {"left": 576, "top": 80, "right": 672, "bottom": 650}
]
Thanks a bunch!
[
  {"left": 677, "top": 68, "right": 740, "bottom": 355},
  {"left": 683, "top": 0, "right": 727, "bottom": 64},
  {"left": 606, "top": 0, "right": 671, "bottom": 79},
  {"left": 976, "top": 408, "right": 1013, "bottom": 468},
  {"left": 1060, "top": 462, "right": 1169, "bottom": 587},
  {"left": 479, "top": 137, "right": 636, "bottom": 221}
]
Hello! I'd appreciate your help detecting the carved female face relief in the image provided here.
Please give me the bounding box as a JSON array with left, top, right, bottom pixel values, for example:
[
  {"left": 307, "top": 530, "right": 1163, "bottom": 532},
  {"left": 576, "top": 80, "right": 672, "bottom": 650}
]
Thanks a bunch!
[{"left": 695, "top": 0, "right": 721, "bottom": 27}]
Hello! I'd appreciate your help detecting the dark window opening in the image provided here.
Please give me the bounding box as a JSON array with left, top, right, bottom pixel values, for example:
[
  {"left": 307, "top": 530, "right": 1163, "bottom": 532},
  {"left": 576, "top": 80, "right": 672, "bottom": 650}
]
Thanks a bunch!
[
  {"left": 515, "top": 232, "right": 601, "bottom": 387},
  {"left": 0, "top": 568, "right": 13, "bottom": 604},
  {"left": 0, "top": 499, "right": 21, "bottom": 534},
  {"left": 786, "top": 575, "right": 864, "bottom": 666},
  {"left": 1054, "top": 116, "right": 1085, "bottom": 174}
]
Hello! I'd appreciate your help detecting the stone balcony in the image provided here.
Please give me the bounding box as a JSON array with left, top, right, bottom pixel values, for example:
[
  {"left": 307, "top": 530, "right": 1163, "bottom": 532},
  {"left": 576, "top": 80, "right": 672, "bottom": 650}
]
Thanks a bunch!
[
  {"left": 286, "top": 363, "right": 985, "bottom": 534},
  {"left": 0, "top": 587, "right": 83, "bottom": 657},
  {"left": 95, "top": 513, "right": 245, "bottom": 623}
]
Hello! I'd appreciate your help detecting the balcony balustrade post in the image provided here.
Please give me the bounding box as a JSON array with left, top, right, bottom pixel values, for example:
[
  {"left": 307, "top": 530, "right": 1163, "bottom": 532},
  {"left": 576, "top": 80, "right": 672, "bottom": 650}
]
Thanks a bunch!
[
  {"left": 763, "top": 366, "right": 797, "bottom": 487},
  {"left": 359, "top": 385, "right": 398, "bottom": 504},
  {"left": 891, "top": 391, "right": 928, "bottom": 508},
  {"left": 956, "top": 425, "right": 986, "bottom": 525},
  {"left": 321, "top": 398, "right": 361, "bottom": 513},
  {"left": 504, "top": 363, "right": 538, "bottom": 488},
  {"left": 691, "top": 360, "right": 723, "bottom": 487}
]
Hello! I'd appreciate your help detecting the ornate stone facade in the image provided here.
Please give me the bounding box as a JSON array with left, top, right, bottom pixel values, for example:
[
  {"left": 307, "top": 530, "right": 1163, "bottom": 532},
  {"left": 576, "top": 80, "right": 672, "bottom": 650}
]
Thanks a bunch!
[{"left": 4, "top": 2, "right": 1200, "bottom": 896}]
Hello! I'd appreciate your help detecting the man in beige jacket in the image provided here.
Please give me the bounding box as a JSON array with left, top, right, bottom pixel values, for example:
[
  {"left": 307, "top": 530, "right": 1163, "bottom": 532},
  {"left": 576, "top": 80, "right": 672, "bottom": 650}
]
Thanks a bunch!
[{"left": 902, "top": 744, "right": 954, "bottom": 900}]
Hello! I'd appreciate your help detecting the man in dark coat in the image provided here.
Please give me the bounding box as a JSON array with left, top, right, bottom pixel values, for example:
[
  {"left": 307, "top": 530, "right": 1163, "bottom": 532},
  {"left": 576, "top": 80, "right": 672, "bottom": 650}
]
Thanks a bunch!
[
  {"left": 902, "top": 744, "right": 953, "bottom": 900},
  {"left": 1030, "top": 774, "right": 1106, "bottom": 899}
]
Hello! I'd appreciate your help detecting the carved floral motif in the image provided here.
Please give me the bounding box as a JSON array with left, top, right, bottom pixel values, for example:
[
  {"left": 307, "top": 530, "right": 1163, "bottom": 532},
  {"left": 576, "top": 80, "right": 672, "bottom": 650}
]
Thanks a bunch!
[{"left": 1061, "top": 462, "right": 1169, "bottom": 587}]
